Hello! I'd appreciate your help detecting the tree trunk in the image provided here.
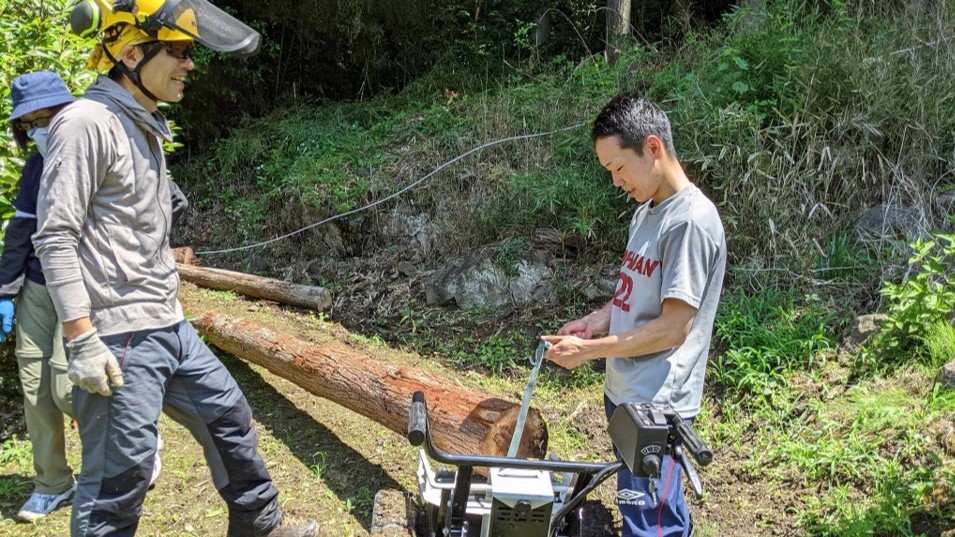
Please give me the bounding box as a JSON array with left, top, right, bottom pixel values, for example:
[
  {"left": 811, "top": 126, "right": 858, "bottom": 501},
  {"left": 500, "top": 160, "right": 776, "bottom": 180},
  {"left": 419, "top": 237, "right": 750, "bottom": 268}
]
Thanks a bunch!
[
  {"left": 177, "top": 264, "right": 332, "bottom": 311},
  {"left": 606, "top": 0, "right": 632, "bottom": 62},
  {"left": 186, "top": 304, "right": 549, "bottom": 458}
]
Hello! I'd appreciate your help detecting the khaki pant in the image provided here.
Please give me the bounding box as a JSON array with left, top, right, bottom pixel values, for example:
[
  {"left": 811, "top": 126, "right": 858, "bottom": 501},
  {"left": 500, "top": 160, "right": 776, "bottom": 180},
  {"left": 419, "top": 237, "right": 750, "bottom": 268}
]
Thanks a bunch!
[{"left": 14, "top": 279, "right": 74, "bottom": 495}]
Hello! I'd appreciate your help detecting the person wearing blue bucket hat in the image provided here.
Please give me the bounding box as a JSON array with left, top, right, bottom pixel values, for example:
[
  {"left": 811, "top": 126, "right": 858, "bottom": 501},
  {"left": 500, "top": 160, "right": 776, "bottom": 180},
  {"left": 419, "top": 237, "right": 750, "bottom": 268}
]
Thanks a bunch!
[{"left": 0, "top": 70, "right": 77, "bottom": 522}]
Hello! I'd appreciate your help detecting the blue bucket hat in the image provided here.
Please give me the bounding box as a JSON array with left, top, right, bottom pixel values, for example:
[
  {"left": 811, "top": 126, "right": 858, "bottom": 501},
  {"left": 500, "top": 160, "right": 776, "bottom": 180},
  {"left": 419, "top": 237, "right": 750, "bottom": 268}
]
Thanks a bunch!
[{"left": 9, "top": 71, "right": 75, "bottom": 123}]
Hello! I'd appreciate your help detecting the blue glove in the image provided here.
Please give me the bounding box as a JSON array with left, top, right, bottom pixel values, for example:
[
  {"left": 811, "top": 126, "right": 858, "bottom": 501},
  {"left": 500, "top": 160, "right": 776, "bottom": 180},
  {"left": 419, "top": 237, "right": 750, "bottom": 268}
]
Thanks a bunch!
[{"left": 0, "top": 298, "right": 14, "bottom": 342}]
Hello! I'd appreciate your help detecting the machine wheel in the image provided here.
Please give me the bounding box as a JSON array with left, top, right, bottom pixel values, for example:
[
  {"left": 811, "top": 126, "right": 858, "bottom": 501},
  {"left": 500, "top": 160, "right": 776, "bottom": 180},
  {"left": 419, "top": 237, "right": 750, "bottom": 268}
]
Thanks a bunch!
[
  {"left": 370, "top": 489, "right": 415, "bottom": 536},
  {"left": 414, "top": 502, "right": 438, "bottom": 537}
]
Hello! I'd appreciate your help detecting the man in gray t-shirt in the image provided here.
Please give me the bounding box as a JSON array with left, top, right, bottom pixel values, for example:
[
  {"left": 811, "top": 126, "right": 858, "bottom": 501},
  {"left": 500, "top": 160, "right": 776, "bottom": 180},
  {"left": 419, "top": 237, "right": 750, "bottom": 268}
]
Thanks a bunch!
[{"left": 543, "top": 93, "right": 725, "bottom": 537}]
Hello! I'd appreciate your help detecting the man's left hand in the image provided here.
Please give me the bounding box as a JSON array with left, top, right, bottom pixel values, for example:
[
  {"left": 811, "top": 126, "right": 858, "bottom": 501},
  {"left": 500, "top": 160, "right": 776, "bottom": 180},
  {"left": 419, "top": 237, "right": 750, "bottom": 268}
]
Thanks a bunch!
[{"left": 541, "top": 335, "right": 593, "bottom": 369}]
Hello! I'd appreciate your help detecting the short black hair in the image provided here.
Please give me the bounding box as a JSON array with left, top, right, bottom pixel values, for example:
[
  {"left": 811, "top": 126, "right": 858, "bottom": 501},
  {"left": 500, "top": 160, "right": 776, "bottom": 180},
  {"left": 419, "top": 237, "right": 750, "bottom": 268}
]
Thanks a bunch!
[
  {"left": 591, "top": 92, "right": 677, "bottom": 158},
  {"left": 12, "top": 123, "right": 29, "bottom": 151}
]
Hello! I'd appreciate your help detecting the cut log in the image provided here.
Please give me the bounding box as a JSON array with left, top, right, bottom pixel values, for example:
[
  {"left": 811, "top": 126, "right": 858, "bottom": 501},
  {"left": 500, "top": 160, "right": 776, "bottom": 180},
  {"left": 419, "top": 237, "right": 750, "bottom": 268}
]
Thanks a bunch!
[
  {"left": 173, "top": 246, "right": 200, "bottom": 266},
  {"left": 186, "top": 304, "right": 548, "bottom": 458},
  {"left": 177, "top": 264, "right": 332, "bottom": 311}
]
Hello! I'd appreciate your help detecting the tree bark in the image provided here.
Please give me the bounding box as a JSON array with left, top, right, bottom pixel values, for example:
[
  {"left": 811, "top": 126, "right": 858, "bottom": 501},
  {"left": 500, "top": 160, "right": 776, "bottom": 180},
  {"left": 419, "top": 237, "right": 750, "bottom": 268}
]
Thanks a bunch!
[
  {"left": 177, "top": 264, "right": 332, "bottom": 311},
  {"left": 606, "top": 0, "right": 632, "bottom": 62},
  {"left": 186, "top": 304, "right": 549, "bottom": 458}
]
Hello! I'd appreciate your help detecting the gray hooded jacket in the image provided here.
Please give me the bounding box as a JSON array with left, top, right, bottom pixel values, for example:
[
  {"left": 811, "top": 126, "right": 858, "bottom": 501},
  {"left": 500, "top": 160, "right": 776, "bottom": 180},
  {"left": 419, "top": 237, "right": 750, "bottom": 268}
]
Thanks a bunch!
[{"left": 34, "top": 76, "right": 184, "bottom": 336}]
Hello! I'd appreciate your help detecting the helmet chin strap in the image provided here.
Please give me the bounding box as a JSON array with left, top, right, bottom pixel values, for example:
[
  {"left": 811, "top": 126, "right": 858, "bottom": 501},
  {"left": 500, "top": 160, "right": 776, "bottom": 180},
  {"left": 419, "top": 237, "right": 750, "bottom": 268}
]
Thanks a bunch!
[{"left": 104, "top": 42, "right": 165, "bottom": 103}]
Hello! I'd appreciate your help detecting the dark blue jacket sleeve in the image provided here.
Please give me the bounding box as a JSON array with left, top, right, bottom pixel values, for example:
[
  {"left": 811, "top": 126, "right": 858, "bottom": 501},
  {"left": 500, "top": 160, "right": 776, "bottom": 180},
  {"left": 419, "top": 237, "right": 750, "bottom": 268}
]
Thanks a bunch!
[
  {"left": 12, "top": 154, "right": 42, "bottom": 216},
  {"left": 0, "top": 155, "right": 44, "bottom": 297},
  {"left": 168, "top": 180, "right": 189, "bottom": 227}
]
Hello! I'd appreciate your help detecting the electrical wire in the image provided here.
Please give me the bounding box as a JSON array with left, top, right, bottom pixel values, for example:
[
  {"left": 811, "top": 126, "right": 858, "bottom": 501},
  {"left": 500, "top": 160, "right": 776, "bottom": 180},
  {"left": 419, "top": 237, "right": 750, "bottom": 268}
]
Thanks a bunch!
[{"left": 196, "top": 122, "right": 585, "bottom": 255}]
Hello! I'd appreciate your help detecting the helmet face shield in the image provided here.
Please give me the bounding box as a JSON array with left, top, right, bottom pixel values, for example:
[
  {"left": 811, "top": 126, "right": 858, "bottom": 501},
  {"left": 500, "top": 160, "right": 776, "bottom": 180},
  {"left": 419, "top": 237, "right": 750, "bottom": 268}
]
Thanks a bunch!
[{"left": 155, "top": 0, "right": 260, "bottom": 55}]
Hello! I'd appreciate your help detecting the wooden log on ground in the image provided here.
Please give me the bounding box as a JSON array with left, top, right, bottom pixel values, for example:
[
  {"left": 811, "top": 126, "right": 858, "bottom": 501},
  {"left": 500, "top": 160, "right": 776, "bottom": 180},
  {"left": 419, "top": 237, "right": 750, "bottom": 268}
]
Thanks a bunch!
[
  {"left": 177, "top": 264, "right": 332, "bottom": 311},
  {"left": 186, "top": 304, "right": 548, "bottom": 458},
  {"left": 173, "top": 246, "right": 200, "bottom": 266}
]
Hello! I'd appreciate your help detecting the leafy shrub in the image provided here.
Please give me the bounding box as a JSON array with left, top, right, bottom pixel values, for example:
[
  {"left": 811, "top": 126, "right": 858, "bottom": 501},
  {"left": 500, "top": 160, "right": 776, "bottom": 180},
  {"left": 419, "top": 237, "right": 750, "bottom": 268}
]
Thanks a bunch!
[{"left": 862, "top": 234, "right": 955, "bottom": 368}]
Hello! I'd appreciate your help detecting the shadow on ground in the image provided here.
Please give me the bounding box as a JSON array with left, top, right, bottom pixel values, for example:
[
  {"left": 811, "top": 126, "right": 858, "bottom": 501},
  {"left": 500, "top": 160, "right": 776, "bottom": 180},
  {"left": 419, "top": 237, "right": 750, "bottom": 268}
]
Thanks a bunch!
[{"left": 219, "top": 354, "right": 404, "bottom": 531}]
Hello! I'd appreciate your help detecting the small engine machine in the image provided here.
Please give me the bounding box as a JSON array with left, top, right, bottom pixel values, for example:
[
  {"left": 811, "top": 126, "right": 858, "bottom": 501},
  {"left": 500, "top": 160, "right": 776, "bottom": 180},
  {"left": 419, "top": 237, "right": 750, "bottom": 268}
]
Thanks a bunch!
[{"left": 398, "top": 391, "right": 713, "bottom": 537}]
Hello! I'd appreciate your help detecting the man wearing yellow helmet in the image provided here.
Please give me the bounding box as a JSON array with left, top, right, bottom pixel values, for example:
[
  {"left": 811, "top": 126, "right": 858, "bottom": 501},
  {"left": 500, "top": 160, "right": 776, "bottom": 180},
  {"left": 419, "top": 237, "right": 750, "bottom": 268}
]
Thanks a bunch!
[{"left": 34, "top": 1, "right": 317, "bottom": 536}]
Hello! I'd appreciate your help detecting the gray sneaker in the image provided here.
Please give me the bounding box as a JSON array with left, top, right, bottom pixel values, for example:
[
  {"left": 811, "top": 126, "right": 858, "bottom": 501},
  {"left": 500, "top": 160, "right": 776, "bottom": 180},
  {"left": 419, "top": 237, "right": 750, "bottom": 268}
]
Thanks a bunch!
[
  {"left": 265, "top": 516, "right": 320, "bottom": 537},
  {"left": 16, "top": 484, "right": 76, "bottom": 522}
]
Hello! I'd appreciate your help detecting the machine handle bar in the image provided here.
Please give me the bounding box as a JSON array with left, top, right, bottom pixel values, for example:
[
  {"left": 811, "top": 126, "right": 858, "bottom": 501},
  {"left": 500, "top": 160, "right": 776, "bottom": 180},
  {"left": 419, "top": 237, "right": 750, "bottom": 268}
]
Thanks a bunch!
[
  {"left": 408, "top": 391, "right": 616, "bottom": 474},
  {"left": 408, "top": 391, "right": 428, "bottom": 446},
  {"left": 672, "top": 413, "right": 713, "bottom": 467},
  {"left": 674, "top": 445, "right": 704, "bottom": 499}
]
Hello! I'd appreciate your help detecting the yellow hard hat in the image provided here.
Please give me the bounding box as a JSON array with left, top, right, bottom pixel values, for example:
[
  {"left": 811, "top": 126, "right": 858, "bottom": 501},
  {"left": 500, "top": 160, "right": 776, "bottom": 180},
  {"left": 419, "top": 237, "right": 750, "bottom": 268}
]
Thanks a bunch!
[
  {"left": 85, "top": 23, "right": 152, "bottom": 72},
  {"left": 70, "top": 0, "right": 260, "bottom": 56}
]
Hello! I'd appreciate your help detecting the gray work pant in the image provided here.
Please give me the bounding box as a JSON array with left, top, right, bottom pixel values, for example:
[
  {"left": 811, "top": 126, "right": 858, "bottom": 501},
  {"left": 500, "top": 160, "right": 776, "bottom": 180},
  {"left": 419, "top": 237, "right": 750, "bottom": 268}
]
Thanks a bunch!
[{"left": 70, "top": 320, "right": 281, "bottom": 537}]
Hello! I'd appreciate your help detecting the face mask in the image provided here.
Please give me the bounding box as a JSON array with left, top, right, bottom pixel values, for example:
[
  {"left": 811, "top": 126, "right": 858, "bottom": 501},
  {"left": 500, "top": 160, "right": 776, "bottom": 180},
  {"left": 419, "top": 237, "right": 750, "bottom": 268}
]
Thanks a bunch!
[{"left": 27, "top": 127, "right": 49, "bottom": 157}]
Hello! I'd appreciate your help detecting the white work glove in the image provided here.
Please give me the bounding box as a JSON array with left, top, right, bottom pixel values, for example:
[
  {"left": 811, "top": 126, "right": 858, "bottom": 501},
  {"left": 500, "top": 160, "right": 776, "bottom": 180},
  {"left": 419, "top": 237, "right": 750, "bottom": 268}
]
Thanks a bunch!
[{"left": 66, "top": 328, "right": 124, "bottom": 396}]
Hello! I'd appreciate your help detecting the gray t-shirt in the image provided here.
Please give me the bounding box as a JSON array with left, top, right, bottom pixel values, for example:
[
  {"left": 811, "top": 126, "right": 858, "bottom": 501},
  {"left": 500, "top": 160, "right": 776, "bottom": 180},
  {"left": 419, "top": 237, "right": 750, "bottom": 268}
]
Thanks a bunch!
[{"left": 605, "top": 184, "right": 726, "bottom": 418}]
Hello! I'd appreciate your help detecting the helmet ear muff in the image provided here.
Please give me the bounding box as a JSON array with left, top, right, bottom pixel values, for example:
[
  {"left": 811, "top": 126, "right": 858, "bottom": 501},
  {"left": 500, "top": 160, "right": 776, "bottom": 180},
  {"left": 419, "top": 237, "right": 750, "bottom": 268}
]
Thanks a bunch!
[
  {"left": 70, "top": 0, "right": 102, "bottom": 38},
  {"left": 70, "top": 0, "right": 160, "bottom": 40}
]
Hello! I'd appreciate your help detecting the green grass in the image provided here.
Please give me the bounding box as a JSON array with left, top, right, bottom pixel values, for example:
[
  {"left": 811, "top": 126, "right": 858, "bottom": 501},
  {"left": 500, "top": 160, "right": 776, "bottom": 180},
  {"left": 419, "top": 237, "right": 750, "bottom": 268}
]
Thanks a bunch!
[
  {"left": 711, "top": 290, "right": 837, "bottom": 400},
  {"left": 789, "top": 383, "right": 955, "bottom": 536},
  {"left": 4, "top": 0, "right": 953, "bottom": 534},
  {"left": 202, "top": 290, "right": 239, "bottom": 301},
  {"left": 924, "top": 321, "right": 955, "bottom": 368},
  {"left": 0, "top": 437, "right": 31, "bottom": 468},
  {"left": 710, "top": 366, "right": 955, "bottom": 537}
]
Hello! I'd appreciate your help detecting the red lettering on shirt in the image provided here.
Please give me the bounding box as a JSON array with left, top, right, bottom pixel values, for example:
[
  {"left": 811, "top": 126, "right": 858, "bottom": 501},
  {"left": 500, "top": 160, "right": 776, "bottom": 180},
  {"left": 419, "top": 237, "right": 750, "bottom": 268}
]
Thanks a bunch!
[
  {"left": 620, "top": 250, "right": 661, "bottom": 278},
  {"left": 612, "top": 271, "right": 633, "bottom": 312}
]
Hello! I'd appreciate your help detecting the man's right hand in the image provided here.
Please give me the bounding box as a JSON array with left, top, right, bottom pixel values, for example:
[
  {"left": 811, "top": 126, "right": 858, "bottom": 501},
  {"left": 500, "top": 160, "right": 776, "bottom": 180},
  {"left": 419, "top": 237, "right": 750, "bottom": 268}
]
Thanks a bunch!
[
  {"left": 0, "top": 298, "right": 15, "bottom": 342},
  {"left": 66, "top": 328, "right": 124, "bottom": 396}
]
